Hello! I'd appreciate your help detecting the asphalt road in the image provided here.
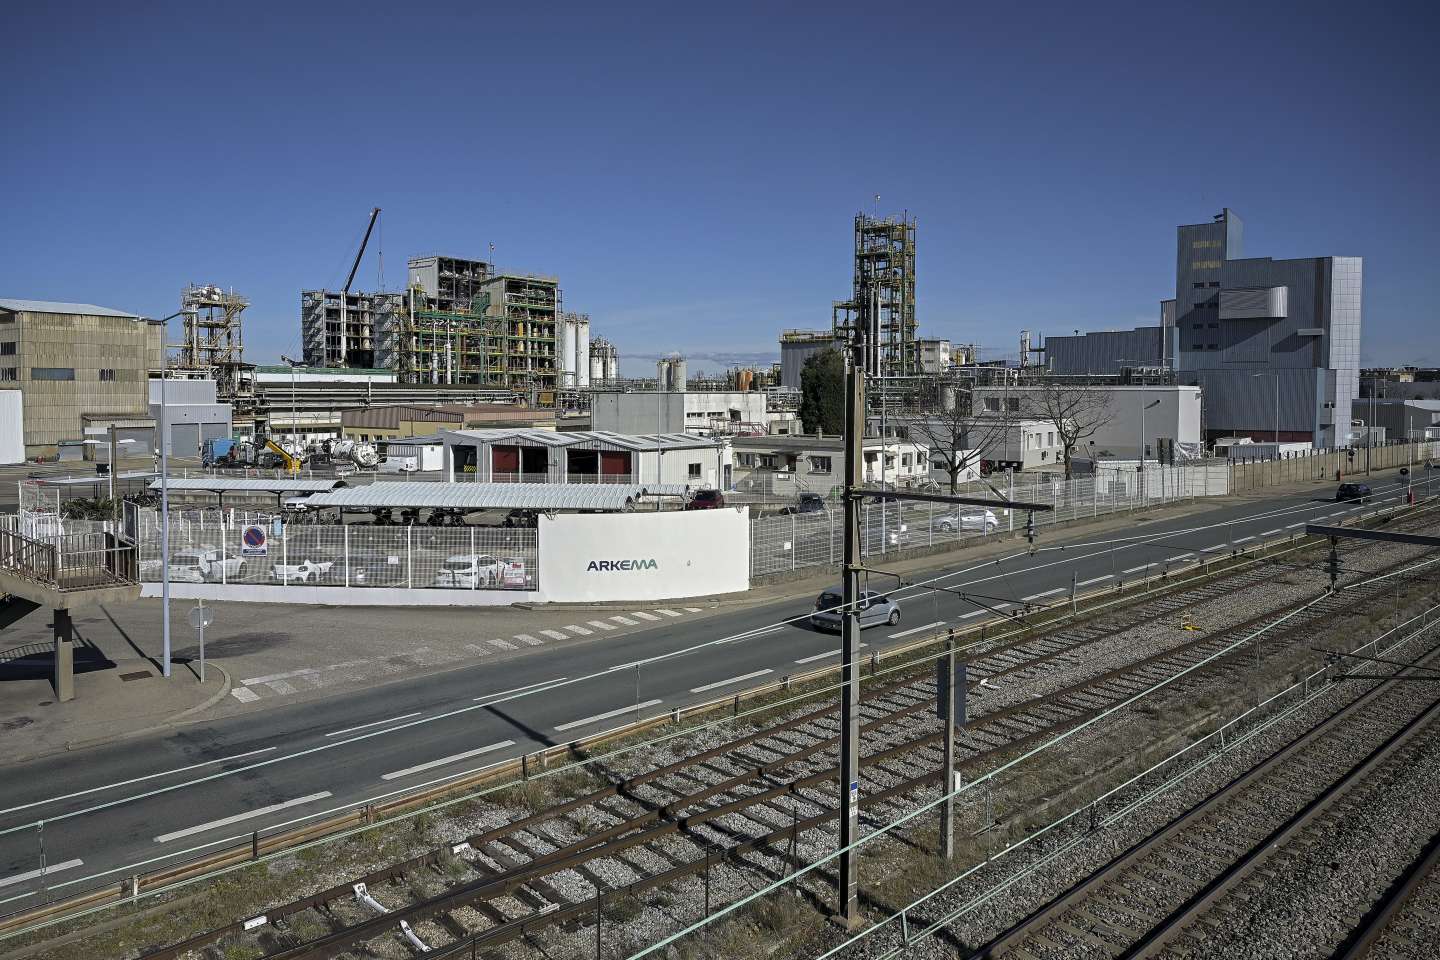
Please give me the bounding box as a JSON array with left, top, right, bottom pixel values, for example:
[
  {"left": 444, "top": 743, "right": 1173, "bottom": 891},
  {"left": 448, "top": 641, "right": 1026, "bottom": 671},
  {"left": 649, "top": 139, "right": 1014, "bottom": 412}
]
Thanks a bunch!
[{"left": 0, "top": 468, "right": 1432, "bottom": 912}]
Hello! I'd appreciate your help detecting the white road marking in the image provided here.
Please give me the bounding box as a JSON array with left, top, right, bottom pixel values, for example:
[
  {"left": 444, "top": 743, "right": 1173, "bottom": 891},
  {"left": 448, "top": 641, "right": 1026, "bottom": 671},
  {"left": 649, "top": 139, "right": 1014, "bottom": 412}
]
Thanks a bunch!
[
  {"left": 155, "top": 792, "right": 333, "bottom": 844},
  {"left": 690, "top": 670, "right": 774, "bottom": 694},
  {"left": 240, "top": 666, "right": 320, "bottom": 687},
  {"left": 562, "top": 624, "right": 593, "bottom": 636},
  {"left": 586, "top": 620, "right": 616, "bottom": 631},
  {"left": 1076, "top": 575, "right": 1113, "bottom": 587},
  {"left": 1233, "top": 536, "right": 1255, "bottom": 543},
  {"left": 230, "top": 687, "right": 260, "bottom": 703},
  {"left": 0, "top": 748, "right": 276, "bottom": 818},
  {"left": 380, "top": 741, "right": 516, "bottom": 781},
  {"left": 684, "top": 607, "right": 704, "bottom": 613},
  {"left": 631, "top": 611, "right": 662, "bottom": 621},
  {"left": 265, "top": 679, "right": 298, "bottom": 695},
  {"left": 1022, "top": 588, "right": 1065, "bottom": 602},
  {"left": 958, "top": 610, "right": 986, "bottom": 619},
  {"left": 656, "top": 609, "right": 682, "bottom": 618},
  {"left": 1261, "top": 529, "right": 1282, "bottom": 536},
  {"left": 610, "top": 616, "right": 638, "bottom": 626},
  {"left": 513, "top": 634, "right": 544, "bottom": 646},
  {"left": 1121, "top": 564, "right": 1151, "bottom": 575},
  {"left": 795, "top": 644, "right": 866, "bottom": 664},
  {"left": 1202, "top": 543, "right": 1227, "bottom": 552},
  {"left": 487, "top": 638, "right": 518, "bottom": 651},
  {"left": 473, "top": 678, "right": 569, "bottom": 703},
  {"left": 889, "top": 620, "right": 945, "bottom": 639},
  {"left": 539, "top": 630, "right": 570, "bottom": 641},
  {"left": 1165, "top": 554, "right": 1194, "bottom": 564},
  {"left": 747, "top": 625, "right": 786, "bottom": 638},
  {"left": 463, "top": 643, "right": 492, "bottom": 657},
  {"left": 555, "top": 700, "right": 665, "bottom": 732},
  {"left": 0, "top": 859, "right": 84, "bottom": 890},
  {"left": 1285, "top": 522, "right": 1306, "bottom": 529},
  {"left": 325, "top": 713, "right": 423, "bottom": 738}
]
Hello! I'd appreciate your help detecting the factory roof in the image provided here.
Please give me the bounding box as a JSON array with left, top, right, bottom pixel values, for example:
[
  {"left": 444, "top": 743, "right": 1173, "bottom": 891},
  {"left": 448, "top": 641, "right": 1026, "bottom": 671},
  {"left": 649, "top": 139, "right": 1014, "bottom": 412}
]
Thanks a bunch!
[
  {"left": 147, "top": 477, "right": 346, "bottom": 494},
  {"left": 442, "top": 429, "right": 723, "bottom": 452},
  {"left": 299, "top": 482, "right": 671, "bottom": 512},
  {"left": 0, "top": 299, "right": 142, "bottom": 319}
]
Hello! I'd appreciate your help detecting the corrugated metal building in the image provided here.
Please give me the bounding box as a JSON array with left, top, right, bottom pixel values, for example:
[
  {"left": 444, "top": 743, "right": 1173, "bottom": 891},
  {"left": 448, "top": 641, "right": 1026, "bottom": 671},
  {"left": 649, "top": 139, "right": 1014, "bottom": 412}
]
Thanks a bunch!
[{"left": 442, "top": 428, "right": 733, "bottom": 489}]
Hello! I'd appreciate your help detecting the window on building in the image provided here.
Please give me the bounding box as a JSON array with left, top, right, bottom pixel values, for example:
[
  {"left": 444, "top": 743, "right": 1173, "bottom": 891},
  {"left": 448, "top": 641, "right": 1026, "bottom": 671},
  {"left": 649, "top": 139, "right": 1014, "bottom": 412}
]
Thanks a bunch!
[
  {"left": 687, "top": 462, "right": 701, "bottom": 478},
  {"left": 0, "top": 342, "right": 15, "bottom": 356},
  {"left": 98, "top": 368, "right": 115, "bottom": 381},
  {"left": 1193, "top": 282, "right": 1206, "bottom": 289},
  {"left": 1006, "top": 397, "right": 1020, "bottom": 412},
  {"left": 1047, "top": 431, "right": 1055, "bottom": 446},
  {"left": 901, "top": 453, "right": 911, "bottom": 467},
  {"left": 1208, "top": 281, "right": 1220, "bottom": 288},
  {"left": 758, "top": 454, "right": 777, "bottom": 469},
  {"left": 984, "top": 397, "right": 1000, "bottom": 412},
  {"left": 737, "top": 453, "right": 754, "bottom": 466},
  {"left": 0, "top": 369, "right": 15, "bottom": 382},
  {"left": 31, "top": 367, "right": 74, "bottom": 381},
  {"left": 1191, "top": 259, "right": 1221, "bottom": 270},
  {"left": 1208, "top": 322, "right": 1219, "bottom": 329},
  {"left": 810, "top": 455, "right": 832, "bottom": 473}
]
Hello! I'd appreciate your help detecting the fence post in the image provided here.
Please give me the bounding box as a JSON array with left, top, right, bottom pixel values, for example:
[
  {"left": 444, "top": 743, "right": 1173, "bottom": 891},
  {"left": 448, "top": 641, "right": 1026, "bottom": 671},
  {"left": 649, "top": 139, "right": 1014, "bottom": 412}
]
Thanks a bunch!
[
  {"left": 282, "top": 522, "right": 288, "bottom": 586},
  {"left": 407, "top": 524, "right": 413, "bottom": 589},
  {"left": 471, "top": 526, "right": 477, "bottom": 590},
  {"left": 344, "top": 524, "right": 350, "bottom": 588},
  {"left": 790, "top": 514, "right": 796, "bottom": 571}
]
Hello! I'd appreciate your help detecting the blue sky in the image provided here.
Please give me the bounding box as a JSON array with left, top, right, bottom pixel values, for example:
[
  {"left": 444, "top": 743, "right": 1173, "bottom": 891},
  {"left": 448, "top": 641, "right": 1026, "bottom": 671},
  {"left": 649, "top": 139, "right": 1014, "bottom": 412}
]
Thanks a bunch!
[{"left": 2, "top": 2, "right": 1435, "bottom": 373}]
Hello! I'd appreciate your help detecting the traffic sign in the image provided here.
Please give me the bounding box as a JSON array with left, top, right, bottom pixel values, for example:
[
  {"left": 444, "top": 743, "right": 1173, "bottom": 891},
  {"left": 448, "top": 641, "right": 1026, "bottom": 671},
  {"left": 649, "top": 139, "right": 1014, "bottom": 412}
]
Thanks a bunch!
[
  {"left": 241, "top": 524, "right": 268, "bottom": 558},
  {"left": 188, "top": 605, "right": 214, "bottom": 629}
]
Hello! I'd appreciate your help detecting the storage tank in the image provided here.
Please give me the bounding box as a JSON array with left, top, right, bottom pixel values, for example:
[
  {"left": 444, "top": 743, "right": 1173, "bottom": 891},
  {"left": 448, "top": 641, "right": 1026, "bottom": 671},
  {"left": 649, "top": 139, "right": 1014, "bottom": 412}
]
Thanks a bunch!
[
  {"left": 589, "top": 343, "right": 607, "bottom": 384},
  {"left": 605, "top": 344, "right": 619, "bottom": 382},
  {"left": 576, "top": 315, "right": 591, "bottom": 388},
  {"left": 558, "top": 315, "right": 578, "bottom": 389}
]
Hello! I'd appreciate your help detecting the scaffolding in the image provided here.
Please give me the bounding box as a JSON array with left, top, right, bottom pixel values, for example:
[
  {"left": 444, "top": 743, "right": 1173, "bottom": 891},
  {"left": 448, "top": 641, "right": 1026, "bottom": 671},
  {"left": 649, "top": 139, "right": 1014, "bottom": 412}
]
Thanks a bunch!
[
  {"left": 832, "top": 213, "right": 918, "bottom": 377},
  {"left": 175, "top": 284, "right": 257, "bottom": 416}
]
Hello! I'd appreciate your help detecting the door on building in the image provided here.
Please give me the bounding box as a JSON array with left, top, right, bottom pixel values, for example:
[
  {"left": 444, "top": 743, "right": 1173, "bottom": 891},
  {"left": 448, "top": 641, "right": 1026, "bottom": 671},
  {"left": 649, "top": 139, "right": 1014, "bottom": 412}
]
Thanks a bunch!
[{"left": 171, "top": 423, "right": 201, "bottom": 458}]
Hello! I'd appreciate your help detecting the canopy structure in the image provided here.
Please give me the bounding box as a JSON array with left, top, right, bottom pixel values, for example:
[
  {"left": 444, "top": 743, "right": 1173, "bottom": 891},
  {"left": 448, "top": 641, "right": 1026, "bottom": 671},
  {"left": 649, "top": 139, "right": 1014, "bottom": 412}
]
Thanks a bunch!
[{"left": 298, "top": 481, "right": 680, "bottom": 512}]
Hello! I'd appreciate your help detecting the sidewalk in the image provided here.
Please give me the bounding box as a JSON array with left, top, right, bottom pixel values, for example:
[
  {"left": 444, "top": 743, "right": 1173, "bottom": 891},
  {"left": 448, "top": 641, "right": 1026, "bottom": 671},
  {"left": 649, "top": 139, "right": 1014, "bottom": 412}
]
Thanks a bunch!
[{"left": 1, "top": 655, "right": 229, "bottom": 762}]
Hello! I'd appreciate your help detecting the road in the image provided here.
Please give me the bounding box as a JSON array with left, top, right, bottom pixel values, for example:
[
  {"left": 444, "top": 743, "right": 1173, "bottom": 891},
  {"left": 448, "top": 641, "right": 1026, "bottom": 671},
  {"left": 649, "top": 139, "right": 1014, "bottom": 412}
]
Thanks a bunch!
[{"left": 0, "top": 468, "right": 1432, "bottom": 912}]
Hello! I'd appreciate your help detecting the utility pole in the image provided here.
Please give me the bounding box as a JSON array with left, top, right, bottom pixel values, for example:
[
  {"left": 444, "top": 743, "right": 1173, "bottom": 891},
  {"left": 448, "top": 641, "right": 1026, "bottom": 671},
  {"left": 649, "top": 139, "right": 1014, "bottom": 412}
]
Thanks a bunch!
[
  {"left": 837, "top": 274, "right": 866, "bottom": 929},
  {"left": 938, "top": 629, "right": 959, "bottom": 860}
]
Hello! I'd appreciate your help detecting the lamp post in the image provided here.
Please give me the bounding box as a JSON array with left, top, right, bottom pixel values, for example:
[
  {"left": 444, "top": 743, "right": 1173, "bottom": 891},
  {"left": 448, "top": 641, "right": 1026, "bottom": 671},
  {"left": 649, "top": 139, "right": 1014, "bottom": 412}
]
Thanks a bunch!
[
  {"left": 280, "top": 355, "right": 303, "bottom": 453},
  {"left": 153, "top": 307, "right": 184, "bottom": 680},
  {"left": 1252, "top": 373, "right": 1279, "bottom": 446}
]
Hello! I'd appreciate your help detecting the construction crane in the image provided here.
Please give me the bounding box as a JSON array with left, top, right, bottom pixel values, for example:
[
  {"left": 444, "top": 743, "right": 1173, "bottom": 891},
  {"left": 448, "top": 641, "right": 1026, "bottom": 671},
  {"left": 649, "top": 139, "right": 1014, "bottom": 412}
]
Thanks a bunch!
[{"left": 338, "top": 207, "right": 381, "bottom": 366}]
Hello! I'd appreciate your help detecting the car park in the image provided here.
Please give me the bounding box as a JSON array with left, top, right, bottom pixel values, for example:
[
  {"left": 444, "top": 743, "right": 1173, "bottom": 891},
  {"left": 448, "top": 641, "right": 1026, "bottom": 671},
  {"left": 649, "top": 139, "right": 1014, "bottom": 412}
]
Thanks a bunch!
[
  {"left": 271, "top": 558, "right": 335, "bottom": 583},
  {"left": 348, "top": 552, "right": 404, "bottom": 586},
  {"left": 432, "top": 554, "right": 504, "bottom": 589},
  {"left": 685, "top": 489, "right": 726, "bottom": 510},
  {"left": 809, "top": 588, "right": 901, "bottom": 631},
  {"left": 932, "top": 508, "right": 1000, "bottom": 534}
]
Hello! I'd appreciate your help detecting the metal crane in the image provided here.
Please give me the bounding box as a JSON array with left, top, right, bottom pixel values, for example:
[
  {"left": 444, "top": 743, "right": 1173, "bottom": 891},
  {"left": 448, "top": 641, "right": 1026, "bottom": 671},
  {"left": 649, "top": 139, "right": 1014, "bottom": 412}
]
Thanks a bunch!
[{"left": 338, "top": 207, "right": 381, "bottom": 366}]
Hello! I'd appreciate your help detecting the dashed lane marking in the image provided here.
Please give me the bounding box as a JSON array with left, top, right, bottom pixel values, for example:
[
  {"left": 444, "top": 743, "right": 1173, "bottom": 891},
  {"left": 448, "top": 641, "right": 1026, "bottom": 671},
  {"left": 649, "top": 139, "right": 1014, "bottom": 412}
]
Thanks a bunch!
[
  {"left": 610, "top": 616, "right": 638, "bottom": 626},
  {"left": 889, "top": 620, "right": 945, "bottom": 639},
  {"left": 513, "top": 634, "right": 544, "bottom": 646},
  {"left": 155, "top": 792, "right": 333, "bottom": 844},
  {"left": 539, "top": 630, "right": 570, "bottom": 641},
  {"left": 656, "top": 609, "right": 682, "bottom": 618},
  {"left": 690, "top": 669, "right": 774, "bottom": 694},
  {"left": 555, "top": 700, "right": 665, "bottom": 732},
  {"left": 380, "top": 741, "right": 516, "bottom": 781},
  {"left": 488, "top": 638, "right": 519, "bottom": 651},
  {"left": 1021, "top": 588, "right": 1066, "bottom": 602},
  {"left": 1076, "top": 575, "right": 1113, "bottom": 587},
  {"left": 563, "top": 624, "right": 593, "bottom": 636},
  {"left": 0, "top": 860, "right": 84, "bottom": 890},
  {"left": 631, "top": 611, "right": 662, "bottom": 621},
  {"left": 586, "top": 620, "right": 616, "bottom": 631}
]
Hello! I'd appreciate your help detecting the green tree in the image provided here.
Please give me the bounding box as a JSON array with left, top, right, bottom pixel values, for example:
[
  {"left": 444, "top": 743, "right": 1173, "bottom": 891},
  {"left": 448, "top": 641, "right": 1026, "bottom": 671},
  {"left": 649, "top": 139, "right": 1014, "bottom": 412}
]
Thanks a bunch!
[{"left": 799, "top": 348, "right": 845, "bottom": 435}]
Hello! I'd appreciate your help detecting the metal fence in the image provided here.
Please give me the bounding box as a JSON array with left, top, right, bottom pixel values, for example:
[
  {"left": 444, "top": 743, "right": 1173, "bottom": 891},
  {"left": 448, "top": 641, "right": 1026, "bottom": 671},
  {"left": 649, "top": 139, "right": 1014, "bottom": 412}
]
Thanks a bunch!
[{"left": 748, "top": 462, "right": 1226, "bottom": 577}]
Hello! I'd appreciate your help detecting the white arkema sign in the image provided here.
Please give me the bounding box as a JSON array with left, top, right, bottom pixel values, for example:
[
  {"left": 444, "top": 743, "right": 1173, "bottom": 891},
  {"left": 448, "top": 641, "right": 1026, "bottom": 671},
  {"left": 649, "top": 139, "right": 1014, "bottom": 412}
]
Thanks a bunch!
[{"left": 538, "top": 509, "right": 749, "bottom": 603}]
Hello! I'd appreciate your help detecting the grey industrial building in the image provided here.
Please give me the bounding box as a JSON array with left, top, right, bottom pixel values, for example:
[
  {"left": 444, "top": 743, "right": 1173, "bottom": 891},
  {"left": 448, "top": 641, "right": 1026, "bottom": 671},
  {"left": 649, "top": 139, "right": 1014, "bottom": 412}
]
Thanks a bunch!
[
  {"left": 0, "top": 300, "right": 166, "bottom": 457},
  {"left": 1044, "top": 209, "right": 1362, "bottom": 448}
]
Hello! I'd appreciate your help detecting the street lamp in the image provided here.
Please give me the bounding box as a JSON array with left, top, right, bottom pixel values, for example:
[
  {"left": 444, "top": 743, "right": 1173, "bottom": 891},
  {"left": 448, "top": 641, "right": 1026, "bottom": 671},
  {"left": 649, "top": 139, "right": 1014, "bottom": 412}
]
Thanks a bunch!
[
  {"left": 280, "top": 355, "right": 303, "bottom": 452},
  {"left": 1252, "top": 373, "right": 1279, "bottom": 446}
]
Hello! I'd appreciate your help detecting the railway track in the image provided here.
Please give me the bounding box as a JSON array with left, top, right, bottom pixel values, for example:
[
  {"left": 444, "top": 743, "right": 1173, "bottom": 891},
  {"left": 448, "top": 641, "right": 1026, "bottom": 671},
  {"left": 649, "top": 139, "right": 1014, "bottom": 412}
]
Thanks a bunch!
[
  {"left": 133, "top": 522, "right": 1439, "bottom": 960},
  {"left": 962, "top": 634, "right": 1440, "bottom": 960}
]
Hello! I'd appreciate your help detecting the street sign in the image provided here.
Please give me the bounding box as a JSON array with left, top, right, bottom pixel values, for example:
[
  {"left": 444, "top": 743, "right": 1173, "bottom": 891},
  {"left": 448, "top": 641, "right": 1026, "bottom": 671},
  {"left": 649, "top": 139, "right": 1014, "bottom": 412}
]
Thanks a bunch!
[
  {"left": 188, "top": 605, "right": 214, "bottom": 629},
  {"left": 240, "top": 524, "right": 268, "bottom": 558}
]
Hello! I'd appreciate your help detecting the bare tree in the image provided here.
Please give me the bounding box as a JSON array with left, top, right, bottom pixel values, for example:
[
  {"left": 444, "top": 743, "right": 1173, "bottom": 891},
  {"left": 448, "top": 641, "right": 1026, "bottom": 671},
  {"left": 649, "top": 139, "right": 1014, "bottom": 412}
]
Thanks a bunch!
[
  {"left": 902, "top": 381, "right": 1015, "bottom": 492},
  {"left": 1029, "top": 380, "right": 1115, "bottom": 479}
]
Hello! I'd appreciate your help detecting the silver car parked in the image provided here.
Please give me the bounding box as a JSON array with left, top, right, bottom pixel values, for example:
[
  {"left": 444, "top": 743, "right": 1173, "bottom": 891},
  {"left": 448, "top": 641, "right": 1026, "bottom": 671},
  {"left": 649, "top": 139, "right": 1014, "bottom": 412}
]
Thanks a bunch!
[{"left": 809, "top": 588, "right": 901, "bottom": 632}]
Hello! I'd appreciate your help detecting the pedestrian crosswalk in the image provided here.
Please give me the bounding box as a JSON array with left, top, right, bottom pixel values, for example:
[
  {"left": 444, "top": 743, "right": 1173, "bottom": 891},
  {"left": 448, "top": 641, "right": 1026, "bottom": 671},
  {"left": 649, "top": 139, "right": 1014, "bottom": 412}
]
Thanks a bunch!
[{"left": 229, "top": 605, "right": 715, "bottom": 705}]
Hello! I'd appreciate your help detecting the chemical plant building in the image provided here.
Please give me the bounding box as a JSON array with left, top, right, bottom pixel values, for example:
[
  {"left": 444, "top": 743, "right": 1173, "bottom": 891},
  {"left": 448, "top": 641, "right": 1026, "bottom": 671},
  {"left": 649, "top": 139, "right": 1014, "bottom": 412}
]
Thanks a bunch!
[
  {"left": 340, "top": 404, "right": 556, "bottom": 442},
  {"left": 731, "top": 433, "right": 931, "bottom": 493},
  {"left": 301, "top": 254, "right": 614, "bottom": 400},
  {"left": 1044, "top": 208, "right": 1361, "bottom": 448},
  {"left": 441, "top": 428, "right": 733, "bottom": 489},
  {"left": 0, "top": 300, "right": 166, "bottom": 458}
]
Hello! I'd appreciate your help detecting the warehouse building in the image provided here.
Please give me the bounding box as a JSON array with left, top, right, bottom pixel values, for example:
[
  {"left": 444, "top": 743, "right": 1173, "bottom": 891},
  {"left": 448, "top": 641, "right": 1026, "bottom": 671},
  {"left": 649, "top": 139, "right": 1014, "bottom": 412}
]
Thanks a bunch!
[
  {"left": 442, "top": 428, "right": 732, "bottom": 489},
  {"left": 0, "top": 300, "right": 165, "bottom": 457}
]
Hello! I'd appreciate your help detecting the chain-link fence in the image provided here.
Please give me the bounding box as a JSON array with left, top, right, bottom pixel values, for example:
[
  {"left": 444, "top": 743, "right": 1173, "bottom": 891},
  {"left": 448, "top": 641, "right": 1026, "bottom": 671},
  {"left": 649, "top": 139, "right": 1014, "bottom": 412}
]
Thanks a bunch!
[{"left": 748, "top": 461, "right": 1227, "bottom": 577}]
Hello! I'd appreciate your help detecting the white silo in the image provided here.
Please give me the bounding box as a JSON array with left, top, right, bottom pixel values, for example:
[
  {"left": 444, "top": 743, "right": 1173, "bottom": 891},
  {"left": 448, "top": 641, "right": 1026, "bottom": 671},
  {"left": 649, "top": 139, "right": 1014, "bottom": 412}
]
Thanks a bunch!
[
  {"left": 589, "top": 339, "right": 608, "bottom": 384},
  {"left": 559, "top": 315, "right": 577, "bottom": 389},
  {"left": 576, "top": 316, "right": 591, "bottom": 388}
]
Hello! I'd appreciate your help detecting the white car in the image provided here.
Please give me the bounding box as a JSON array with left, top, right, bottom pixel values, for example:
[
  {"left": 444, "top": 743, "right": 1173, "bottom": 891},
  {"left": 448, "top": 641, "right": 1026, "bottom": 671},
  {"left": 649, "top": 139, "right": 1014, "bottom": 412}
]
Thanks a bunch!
[
  {"left": 271, "top": 559, "right": 335, "bottom": 583},
  {"left": 933, "top": 509, "right": 999, "bottom": 534},
  {"left": 431, "top": 554, "right": 504, "bottom": 589}
]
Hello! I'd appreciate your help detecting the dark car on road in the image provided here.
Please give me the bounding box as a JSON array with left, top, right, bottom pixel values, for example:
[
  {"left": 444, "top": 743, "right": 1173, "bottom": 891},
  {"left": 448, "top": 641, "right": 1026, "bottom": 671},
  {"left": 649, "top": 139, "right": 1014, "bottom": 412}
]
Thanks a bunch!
[
  {"left": 685, "top": 489, "right": 726, "bottom": 510},
  {"left": 1335, "top": 482, "right": 1371, "bottom": 503}
]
